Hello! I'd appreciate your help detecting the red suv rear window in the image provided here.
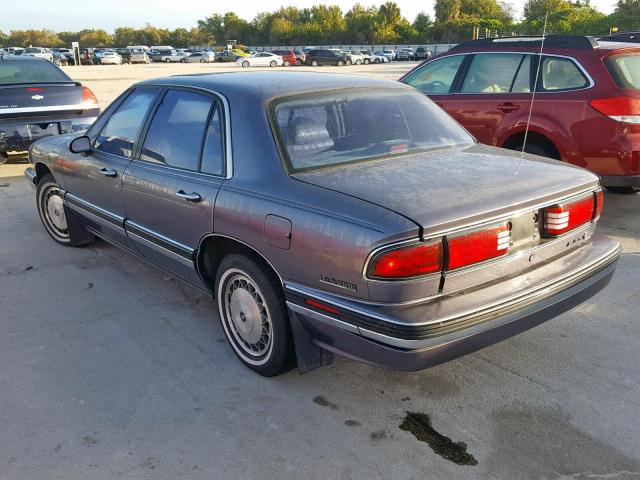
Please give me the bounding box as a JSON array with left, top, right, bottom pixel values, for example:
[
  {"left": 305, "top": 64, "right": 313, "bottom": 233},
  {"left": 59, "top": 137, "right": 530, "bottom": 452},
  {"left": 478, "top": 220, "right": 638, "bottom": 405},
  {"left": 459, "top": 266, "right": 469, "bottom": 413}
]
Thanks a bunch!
[{"left": 605, "top": 54, "right": 640, "bottom": 90}]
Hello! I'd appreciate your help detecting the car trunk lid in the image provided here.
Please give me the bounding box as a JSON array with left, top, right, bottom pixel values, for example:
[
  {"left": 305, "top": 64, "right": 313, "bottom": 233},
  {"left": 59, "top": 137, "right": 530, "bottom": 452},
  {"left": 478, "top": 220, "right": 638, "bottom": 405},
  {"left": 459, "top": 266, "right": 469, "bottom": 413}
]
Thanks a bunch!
[
  {"left": 293, "top": 143, "right": 599, "bottom": 237},
  {"left": 0, "top": 83, "right": 85, "bottom": 118}
]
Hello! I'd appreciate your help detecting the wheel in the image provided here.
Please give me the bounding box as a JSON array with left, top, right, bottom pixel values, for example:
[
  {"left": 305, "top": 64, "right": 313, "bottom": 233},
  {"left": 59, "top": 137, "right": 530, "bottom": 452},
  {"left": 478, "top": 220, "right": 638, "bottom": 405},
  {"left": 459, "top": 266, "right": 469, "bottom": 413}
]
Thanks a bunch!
[
  {"left": 200, "top": 58, "right": 206, "bottom": 63},
  {"left": 605, "top": 186, "right": 640, "bottom": 194},
  {"left": 311, "top": 60, "right": 318, "bottom": 67},
  {"left": 364, "top": 59, "right": 370, "bottom": 64},
  {"left": 36, "top": 174, "right": 94, "bottom": 246},
  {"left": 337, "top": 60, "right": 344, "bottom": 66},
  {"left": 270, "top": 60, "right": 277, "bottom": 67},
  {"left": 512, "top": 142, "right": 558, "bottom": 159},
  {"left": 242, "top": 60, "right": 250, "bottom": 68},
  {"left": 218, "top": 58, "right": 223, "bottom": 63},
  {"left": 98, "top": 59, "right": 102, "bottom": 65},
  {"left": 375, "top": 58, "right": 381, "bottom": 64},
  {"left": 164, "top": 58, "right": 170, "bottom": 62},
  {"left": 295, "top": 59, "right": 302, "bottom": 66},
  {"left": 216, "top": 253, "right": 293, "bottom": 376},
  {"left": 345, "top": 59, "right": 352, "bottom": 66},
  {"left": 355, "top": 59, "right": 362, "bottom": 65}
]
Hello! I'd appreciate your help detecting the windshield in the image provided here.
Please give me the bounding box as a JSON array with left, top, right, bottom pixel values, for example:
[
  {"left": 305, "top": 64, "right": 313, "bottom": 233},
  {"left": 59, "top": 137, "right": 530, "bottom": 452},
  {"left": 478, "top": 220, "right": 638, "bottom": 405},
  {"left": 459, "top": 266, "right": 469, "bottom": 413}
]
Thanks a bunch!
[
  {"left": 0, "top": 60, "right": 71, "bottom": 85},
  {"left": 272, "top": 88, "right": 474, "bottom": 172},
  {"left": 605, "top": 54, "right": 640, "bottom": 90}
]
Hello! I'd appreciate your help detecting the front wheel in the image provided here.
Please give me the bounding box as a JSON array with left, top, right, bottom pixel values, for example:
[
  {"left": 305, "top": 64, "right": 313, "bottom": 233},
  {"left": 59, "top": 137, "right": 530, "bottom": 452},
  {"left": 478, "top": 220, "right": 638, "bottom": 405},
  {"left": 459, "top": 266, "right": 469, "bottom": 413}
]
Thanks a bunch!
[
  {"left": 311, "top": 60, "right": 318, "bottom": 67},
  {"left": 216, "top": 254, "right": 293, "bottom": 376},
  {"left": 164, "top": 58, "right": 170, "bottom": 62},
  {"left": 200, "top": 58, "right": 206, "bottom": 63},
  {"left": 355, "top": 59, "right": 362, "bottom": 65},
  {"left": 36, "top": 174, "right": 94, "bottom": 246},
  {"left": 242, "top": 60, "right": 250, "bottom": 68},
  {"left": 295, "top": 59, "right": 302, "bottom": 66},
  {"left": 337, "top": 60, "right": 344, "bottom": 66}
]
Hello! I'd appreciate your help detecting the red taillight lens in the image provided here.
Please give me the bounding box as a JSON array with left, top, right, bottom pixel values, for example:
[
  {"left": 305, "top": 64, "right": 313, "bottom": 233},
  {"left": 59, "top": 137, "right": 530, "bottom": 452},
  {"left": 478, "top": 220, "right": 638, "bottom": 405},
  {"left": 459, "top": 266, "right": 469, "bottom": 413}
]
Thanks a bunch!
[
  {"left": 595, "top": 190, "right": 604, "bottom": 219},
  {"left": 447, "top": 224, "right": 510, "bottom": 270},
  {"left": 26, "top": 87, "right": 43, "bottom": 92},
  {"left": 543, "top": 195, "right": 595, "bottom": 236},
  {"left": 82, "top": 86, "right": 98, "bottom": 106},
  {"left": 589, "top": 96, "right": 640, "bottom": 124},
  {"left": 368, "top": 241, "right": 443, "bottom": 279}
]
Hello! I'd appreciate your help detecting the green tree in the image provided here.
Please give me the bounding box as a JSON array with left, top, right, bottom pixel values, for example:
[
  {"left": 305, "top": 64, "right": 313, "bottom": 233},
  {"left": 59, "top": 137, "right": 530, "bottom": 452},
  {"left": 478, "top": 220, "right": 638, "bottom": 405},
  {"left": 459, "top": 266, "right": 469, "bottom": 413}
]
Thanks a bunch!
[
  {"left": 345, "top": 4, "right": 378, "bottom": 43},
  {"left": 413, "top": 12, "right": 434, "bottom": 41},
  {"left": 170, "top": 27, "right": 191, "bottom": 47},
  {"left": 610, "top": 0, "right": 640, "bottom": 30},
  {"left": 78, "top": 29, "right": 112, "bottom": 47},
  {"left": 435, "top": 0, "right": 461, "bottom": 23}
]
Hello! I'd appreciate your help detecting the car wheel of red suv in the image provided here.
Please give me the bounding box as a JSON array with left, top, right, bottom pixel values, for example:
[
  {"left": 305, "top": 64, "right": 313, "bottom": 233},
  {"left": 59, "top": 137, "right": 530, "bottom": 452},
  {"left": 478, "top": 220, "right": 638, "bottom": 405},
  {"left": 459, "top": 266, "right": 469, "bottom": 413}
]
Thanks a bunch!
[{"left": 512, "top": 142, "right": 558, "bottom": 160}]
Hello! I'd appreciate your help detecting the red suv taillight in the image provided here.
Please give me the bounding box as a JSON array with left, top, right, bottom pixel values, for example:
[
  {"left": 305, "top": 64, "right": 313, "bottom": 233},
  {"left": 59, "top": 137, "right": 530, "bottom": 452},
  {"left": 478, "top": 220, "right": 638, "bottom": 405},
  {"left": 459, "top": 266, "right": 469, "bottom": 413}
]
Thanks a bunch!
[
  {"left": 543, "top": 193, "right": 599, "bottom": 237},
  {"left": 589, "top": 96, "right": 640, "bottom": 124},
  {"left": 447, "top": 223, "right": 510, "bottom": 270},
  {"left": 82, "top": 86, "right": 98, "bottom": 106},
  {"left": 368, "top": 241, "right": 443, "bottom": 279}
]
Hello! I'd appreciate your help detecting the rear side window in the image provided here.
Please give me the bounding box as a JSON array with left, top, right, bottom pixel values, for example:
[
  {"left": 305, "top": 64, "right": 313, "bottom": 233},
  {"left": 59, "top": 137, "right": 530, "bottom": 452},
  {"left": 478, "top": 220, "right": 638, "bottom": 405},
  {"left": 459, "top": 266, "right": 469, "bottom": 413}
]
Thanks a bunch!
[
  {"left": 605, "top": 54, "right": 640, "bottom": 90},
  {"left": 94, "top": 88, "right": 157, "bottom": 157},
  {"left": 403, "top": 55, "right": 464, "bottom": 94},
  {"left": 140, "top": 89, "right": 214, "bottom": 171},
  {"left": 0, "top": 60, "right": 70, "bottom": 85},
  {"left": 461, "top": 53, "right": 525, "bottom": 93},
  {"left": 539, "top": 56, "right": 589, "bottom": 91},
  {"left": 200, "top": 106, "right": 225, "bottom": 176}
]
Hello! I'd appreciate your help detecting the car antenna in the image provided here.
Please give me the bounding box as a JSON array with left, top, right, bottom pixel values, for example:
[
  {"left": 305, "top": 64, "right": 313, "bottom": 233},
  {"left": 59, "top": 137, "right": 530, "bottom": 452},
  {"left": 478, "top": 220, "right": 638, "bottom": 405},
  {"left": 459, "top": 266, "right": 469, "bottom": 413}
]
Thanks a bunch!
[{"left": 516, "top": 11, "right": 549, "bottom": 175}]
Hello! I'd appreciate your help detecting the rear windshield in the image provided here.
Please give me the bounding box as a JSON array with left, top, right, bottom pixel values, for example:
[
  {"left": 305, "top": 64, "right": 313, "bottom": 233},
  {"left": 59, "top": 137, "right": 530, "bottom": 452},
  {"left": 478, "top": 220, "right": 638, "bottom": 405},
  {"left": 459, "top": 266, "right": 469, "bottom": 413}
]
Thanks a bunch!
[
  {"left": 605, "top": 54, "right": 640, "bottom": 90},
  {"left": 272, "top": 88, "right": 474, "bottom": 172},
  {"left": 0, "top": 60, "right": 71, "bottom": 85}
]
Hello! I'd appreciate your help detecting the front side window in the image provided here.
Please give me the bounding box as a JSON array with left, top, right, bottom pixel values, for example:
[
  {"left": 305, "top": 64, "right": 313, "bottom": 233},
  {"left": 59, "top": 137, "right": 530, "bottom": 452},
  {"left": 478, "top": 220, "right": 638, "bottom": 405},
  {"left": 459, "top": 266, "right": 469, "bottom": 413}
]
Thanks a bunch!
[
  {"left": 539, "top": 56, "right": 589, "bottom": 91},
  {"left": 273, "top": 88, "right": 474, "bottom": 172},
  {"left": 461, "top": 53, "right": 525, "bottom": 94},
  {"left": 94, "top": 88, "right": 157, "bottom": 157},
  {"left": 140, "top": 89, "right": 214, "bottom": 171},
  {"left": 403, "top": 55, "right": 465, "bottom": 94}
]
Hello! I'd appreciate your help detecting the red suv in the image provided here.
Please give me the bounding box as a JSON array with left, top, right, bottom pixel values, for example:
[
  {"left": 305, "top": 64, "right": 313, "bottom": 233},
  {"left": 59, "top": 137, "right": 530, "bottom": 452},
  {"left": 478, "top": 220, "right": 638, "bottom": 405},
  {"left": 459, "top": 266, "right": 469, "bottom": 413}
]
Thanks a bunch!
[
  {"left": 400, "top": 35, "right": 640, "bottom": 193},
  {"left": 271, "top": 49, "right": 297, "bottom": 66}
]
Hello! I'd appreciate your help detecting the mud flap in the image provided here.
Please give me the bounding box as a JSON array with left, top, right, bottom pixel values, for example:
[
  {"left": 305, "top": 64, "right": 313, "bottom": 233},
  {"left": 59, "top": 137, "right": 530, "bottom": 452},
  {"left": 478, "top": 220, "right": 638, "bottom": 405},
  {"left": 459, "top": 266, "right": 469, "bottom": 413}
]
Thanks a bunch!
[
  {"left": 63, "top": 204, "right": 95, "bottom": 246},
  {"left": 288, "top": 309, "right": 334, "bottom": 374}
]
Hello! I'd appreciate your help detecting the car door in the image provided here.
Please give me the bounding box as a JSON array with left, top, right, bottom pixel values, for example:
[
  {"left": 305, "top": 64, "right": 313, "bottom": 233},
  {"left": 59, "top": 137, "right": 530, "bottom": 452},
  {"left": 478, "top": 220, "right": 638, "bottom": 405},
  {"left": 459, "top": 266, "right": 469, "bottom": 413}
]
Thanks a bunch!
[
  {"left": 65, "top": 87, "right": 159, "bottom": 247},
  {"left": 401, "top": 54, "right": 467, "bottom": 116},
  {"left": 122, "top": 87, "right": 227, "bottom": 285},
  {"left": 447, "top": 53, "right": 533, "bottom": 146}
]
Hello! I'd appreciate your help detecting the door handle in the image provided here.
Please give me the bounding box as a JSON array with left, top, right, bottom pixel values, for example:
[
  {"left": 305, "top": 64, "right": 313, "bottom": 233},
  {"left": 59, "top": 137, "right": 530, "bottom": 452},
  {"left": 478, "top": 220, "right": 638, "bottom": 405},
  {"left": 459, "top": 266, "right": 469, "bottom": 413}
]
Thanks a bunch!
[
  {"left": 99, "top": 168, "right": 117, "bottom": 178},
  {"left": 176, "top": 190, "right": 201, "bottom": 202},
  {"left": 497, "top": 102, "right": 519, "bottom": 113}
]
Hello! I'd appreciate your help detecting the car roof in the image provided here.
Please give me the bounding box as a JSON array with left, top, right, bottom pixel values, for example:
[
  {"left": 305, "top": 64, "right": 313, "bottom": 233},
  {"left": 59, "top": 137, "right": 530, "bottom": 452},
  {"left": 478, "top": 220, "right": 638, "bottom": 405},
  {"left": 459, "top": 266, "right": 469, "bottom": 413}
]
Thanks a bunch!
[{"left": 137, "top": 71, "right": 406, "bottom": 98}]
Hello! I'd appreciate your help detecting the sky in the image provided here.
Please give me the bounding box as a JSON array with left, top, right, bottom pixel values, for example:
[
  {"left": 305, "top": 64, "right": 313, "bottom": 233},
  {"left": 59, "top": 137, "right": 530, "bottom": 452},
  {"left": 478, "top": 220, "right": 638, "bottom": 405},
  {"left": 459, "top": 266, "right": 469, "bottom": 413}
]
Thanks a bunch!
[{"left": 1, "top": 0, "right": 619, "bottom": 32}]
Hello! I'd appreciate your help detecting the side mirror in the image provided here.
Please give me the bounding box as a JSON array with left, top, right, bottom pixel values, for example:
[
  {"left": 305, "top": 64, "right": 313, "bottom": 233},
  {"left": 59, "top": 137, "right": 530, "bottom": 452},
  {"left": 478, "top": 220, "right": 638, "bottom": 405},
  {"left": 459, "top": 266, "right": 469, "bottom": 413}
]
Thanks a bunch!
[{"left": 69, "top": 135, "right": 91, "bottom": 154}]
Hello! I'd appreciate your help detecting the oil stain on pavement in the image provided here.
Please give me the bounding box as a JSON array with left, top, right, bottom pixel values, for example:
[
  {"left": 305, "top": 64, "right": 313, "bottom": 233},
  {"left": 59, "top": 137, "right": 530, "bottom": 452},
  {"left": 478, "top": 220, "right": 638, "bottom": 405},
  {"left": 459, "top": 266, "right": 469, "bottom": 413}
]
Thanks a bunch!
[{"left": 399, "top": 412, "right": 478, "bottom": 466}]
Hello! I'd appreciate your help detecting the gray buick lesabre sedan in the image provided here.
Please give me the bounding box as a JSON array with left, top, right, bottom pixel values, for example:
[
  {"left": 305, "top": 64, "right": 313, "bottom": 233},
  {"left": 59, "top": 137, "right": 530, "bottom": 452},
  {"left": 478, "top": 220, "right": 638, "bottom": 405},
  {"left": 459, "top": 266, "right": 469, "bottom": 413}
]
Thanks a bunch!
[{"left": 25, "top": 72, "right": 621, "bottom": 376}]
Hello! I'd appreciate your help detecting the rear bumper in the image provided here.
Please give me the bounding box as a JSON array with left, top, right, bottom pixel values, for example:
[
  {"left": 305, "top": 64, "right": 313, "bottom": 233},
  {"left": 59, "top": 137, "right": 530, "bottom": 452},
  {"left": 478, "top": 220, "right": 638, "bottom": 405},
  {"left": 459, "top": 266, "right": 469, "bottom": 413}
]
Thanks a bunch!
[
  {"left": 0, "top": 114, "right": 97, "bottom": 154},
  {"left": 286, "top": 235, "right": 620, "bottom": 371},
  {"left": 599, "top": 174, "right": 640, "bottom": 187}
]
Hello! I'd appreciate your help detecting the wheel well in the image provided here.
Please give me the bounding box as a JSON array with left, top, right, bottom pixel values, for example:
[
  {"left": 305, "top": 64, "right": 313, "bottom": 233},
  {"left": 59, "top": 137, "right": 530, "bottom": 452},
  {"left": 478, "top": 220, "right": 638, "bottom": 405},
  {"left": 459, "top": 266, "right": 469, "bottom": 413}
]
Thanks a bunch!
[
  {"left": 196, "top": 235, "right": 282, "bottom": 296},
  {"left": 35, "top": 162, "right": 53, "bottom": 183},
  {"left": 502, "top": 131, "right": 561, "bottom": 160}
]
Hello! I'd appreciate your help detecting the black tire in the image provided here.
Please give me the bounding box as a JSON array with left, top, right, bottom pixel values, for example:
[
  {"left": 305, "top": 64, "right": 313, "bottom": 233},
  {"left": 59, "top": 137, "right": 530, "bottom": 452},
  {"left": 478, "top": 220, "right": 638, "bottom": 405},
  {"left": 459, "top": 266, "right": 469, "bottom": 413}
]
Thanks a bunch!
[
  {"left": 337, "top": 60, "right": 344, "bottom": 66},
  {"left": 242, "top": 60, "right": 250, "bottom": 68},
  {"left": 605, "top": 186, "right": 640, "bottom": 194},
  {"left": 364, "top": 59, "right": 370, "bottom": 64},
  {"left": 36, "top": 174, "right": 94, "bottom": 246},
  {"left": 200, "top": 58, "right": 206, "bottom": 63},
  {"left": 270, "top": 60, "right": 277, "bottom": 67},
  {"left": 216, "top": 253, "right": 293, "bottom": 376},
  {"left": 512, "top": 142, "right": 558, "bottom": 159},
  {"left": 311, "top": 60, "right": 318, "bottom": 67},
  {"left": 295, "top": 59, "right": 302, "bottom": 66}
]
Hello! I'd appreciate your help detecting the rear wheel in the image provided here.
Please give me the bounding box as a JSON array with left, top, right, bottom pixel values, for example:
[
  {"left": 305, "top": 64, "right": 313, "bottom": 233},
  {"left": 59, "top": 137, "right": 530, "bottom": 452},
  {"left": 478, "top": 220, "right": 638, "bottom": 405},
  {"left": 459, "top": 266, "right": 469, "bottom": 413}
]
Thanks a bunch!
[
  {"left": 242, "top": 60, "right": 250, "bottom": 68},
  {"left": 512, "top": 141, "right": 558, "bottom": 159},
  {"left": 295, "top": 59, "right": 302, "bottom": 66},
  {"left": 164, "top": 58, "right": 170, "bottom": 62},
  {"left": 337, "top": 60, "right": 344, "bottom": 66},
  {"left": 606, "top": 186, "right": 640, "bottom": 194},
  {"left": 36, "top": 174, "right": 94, "bottom": 246},
  {"left": 311, "top": 60, "right": 318, "bottom": 67},
  {"left": 355, "top": 59, "right": 362, "bottom": 65},
  {"left": 200, "top": 58, "right": 206, "bottom": 63},
  {"left": 270, "top": 60, "right": 277, "bottom": 67},
  {"left": 216, "top": 253, "right": 293, "bottom": 376}
]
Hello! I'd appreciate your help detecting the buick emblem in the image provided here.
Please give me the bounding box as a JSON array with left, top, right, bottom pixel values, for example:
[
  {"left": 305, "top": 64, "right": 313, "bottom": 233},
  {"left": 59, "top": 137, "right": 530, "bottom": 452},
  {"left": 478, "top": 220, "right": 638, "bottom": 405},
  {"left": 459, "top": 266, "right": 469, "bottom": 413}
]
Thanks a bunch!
[{"left": 31, "top": 94, "right": 44, "bottom": 100}]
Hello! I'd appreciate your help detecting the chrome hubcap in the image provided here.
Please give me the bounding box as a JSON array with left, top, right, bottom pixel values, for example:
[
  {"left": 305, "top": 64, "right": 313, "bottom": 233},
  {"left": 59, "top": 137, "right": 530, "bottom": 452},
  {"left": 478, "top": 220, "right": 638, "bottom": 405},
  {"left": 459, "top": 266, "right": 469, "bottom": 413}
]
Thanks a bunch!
[
  {"left": 44, "top": 188, "right": 68, "bottom": 235},
  {"left": 224, "top": 274, "right": 272, "bottom": 356}
]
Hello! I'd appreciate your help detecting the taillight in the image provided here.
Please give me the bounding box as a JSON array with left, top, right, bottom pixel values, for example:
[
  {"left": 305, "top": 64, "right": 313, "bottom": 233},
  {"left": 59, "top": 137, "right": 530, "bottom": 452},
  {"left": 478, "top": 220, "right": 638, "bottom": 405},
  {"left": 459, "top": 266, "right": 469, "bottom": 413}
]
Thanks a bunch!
[
  {"left": 543, "top": 195, "right": 595, "bottom": 236},
  {"left": 368, "top": 241, "right": 443, "bottom": 279},
  {"left": 447, "top": 224, "right": 510, "bottom": 270},
  {"left": 82, "top": 86, "right": 98, "bottom": 106},
  {"left": 589, "top": 96, "right": 640, "bottom": 124},
  {"left": 595, "top": 189, "right": 604, "bottom": 219}
]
